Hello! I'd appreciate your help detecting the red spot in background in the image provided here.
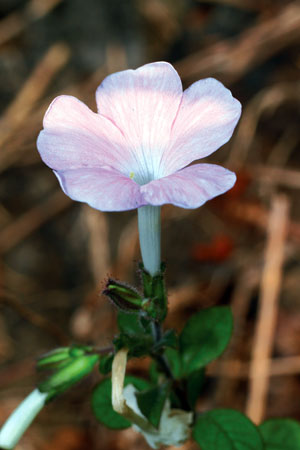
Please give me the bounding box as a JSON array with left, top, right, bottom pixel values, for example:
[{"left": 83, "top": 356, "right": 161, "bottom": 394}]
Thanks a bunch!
[
  {"left": 191, "top": 234, "right": 234, "bottom": 263},
  {"left": 227, "top": 170, "right": 252, "bottom": 200}
]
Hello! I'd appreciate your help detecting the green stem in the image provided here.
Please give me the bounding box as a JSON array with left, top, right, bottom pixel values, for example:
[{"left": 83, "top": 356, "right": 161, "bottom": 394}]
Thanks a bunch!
[
  {"left": 151, "top": 322, "right": 191, "bottom": 411},
  {"left": 151, "top": 321, "right": 174, "bottom": 381}
]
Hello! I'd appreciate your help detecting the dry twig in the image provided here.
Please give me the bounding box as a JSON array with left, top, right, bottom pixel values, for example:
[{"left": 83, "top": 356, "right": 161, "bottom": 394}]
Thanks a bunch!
[
  {"left": 83, "top": 207, "right": 110, "bottom": 286},
  {"left": 0, "top": 0, "right": 64, "bottom": 46},
  {"left": 176, "top": 2, "right": 300, "bottom": 84},
  {"left": 227, "top": 199, "right": 300, "bottom": 244},
  {"left": 214, "top": 267, "right": 259, "bottom": 407},
  {"left": 246, "top": 194, "right": 289, "bottom": 423},
  {"left": 227, "top": 82, "right": 300, "bottom": 168},
  {"left": 0, "top": 291, "right": 68, "bottom": 345},
  {"left": 208, "top": 356, "right": 300, "bottom": 379},
  {"left": 0, "top": 43, "right": 70, "bottom": 170},
  {"left": 0, "top": 190, "right": 72, "bottom": 254}
]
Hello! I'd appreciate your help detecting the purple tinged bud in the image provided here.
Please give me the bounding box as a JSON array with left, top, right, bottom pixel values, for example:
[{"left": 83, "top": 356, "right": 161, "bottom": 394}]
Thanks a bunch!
[{"left": 103, "top": 278, "right": 143, "bottom": 312}]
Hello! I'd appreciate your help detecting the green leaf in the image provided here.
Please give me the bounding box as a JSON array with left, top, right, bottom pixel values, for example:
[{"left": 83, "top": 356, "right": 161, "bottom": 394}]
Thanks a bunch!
[
  {"left": 150, "top": 348, "right": 182, "bottom": 382},
  {"left": 153, "top": 329, "right": 178, "bottom": 352},
  {"left": 117, "top": 311, "right": 151, "bottom": 336},
  {"left": 180, "top": 306, "right": 233, "bottom": 374},
  {"left": 114, "top": 333, "right": 153, "bottom": 358},
  {"left": 165, "top": 348, "right": 182, "bottom": 379},
  {"left": 99, "top": 354, "right": 113, "bottom": 375},
  {"left": 91, "top": 375, "right": 151, "bottom": 429},
  {"left": 260, "top": 418, "right": 300, "bottom": 450},
  {"left": 186, "top": 368, "right": 205, "bottom": 409},
  {"left": 116, "top": 311, "right": 153, "bottom": 356},
  {"left": 92, "top": 379, "right": 129, "bottom": 429},
  {"left": 117, "top": 311, "right": 145, "bottom": 335},
  {"left": 162, "top": 329, "right": 178, "bottom": 348},
  {"left": 193, "top": 409, "right": 264, "bottom": 450},
  {"left": 136, "top": 382, "right": 170, "bottom": 428}
]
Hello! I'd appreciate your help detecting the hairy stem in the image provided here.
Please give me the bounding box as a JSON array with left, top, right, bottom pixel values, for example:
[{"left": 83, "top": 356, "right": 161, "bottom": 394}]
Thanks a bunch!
[{"left": 151, "top": 321, "right": 174, "bottom": 380}]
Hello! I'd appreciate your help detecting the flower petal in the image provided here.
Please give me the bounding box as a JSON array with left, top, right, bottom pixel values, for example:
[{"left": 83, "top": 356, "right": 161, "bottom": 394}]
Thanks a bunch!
[
  {"left": 96, "top": 62, "right": 183, "bottom": 181},
  {"left": 55, "top": 168, "right": 145, "bottom": 211},
  {"left": 37, "top": 95, "right": 130, "bottom": 174},
  {"left": 162, "top": 78, "right": 241, "bottom": 174},
  {"left": 141, "top": 164, "right": 236, "bottom": 209}
]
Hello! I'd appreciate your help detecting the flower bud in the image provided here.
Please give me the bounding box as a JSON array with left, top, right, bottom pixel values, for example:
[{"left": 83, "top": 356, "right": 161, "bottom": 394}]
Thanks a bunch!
[
  {"left": 37, "top": 347, "right": 71, "bottom": 370},
  {"left": 37, "top": 346, "right": 94, "bottom": 371},
  {"left": 38, "top": 354, "right": 99, "bottom": 393},
  {"left": 0, "top": 389, "right": 48, "bottom": 449},
  {"left": 103, "top": 279, "right": 143, "bottom": 312},
  {"left": 69, "top": 345, "right": 93, "bottom": 358}
]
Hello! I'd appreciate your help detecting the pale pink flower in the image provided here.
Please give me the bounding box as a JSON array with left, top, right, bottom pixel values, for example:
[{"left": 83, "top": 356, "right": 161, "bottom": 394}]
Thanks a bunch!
[{"left": 37, "top": 62, "right": 241, "bottom": 212}]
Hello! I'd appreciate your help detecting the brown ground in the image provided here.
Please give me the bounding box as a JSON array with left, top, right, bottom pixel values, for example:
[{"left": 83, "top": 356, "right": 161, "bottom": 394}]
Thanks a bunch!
[{"left": 0, "top": 1, "right": 299, "bottom": 449}]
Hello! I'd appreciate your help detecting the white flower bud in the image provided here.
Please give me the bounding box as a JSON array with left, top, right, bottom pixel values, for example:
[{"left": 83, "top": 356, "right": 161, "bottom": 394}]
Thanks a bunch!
[{"left": 0, "top": 389, "right": 47, "bottom": 449}]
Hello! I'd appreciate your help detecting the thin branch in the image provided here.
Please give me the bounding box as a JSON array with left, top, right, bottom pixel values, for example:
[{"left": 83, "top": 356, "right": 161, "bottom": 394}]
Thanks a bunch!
[
  {"left": 246, "top": 194, "right": 289, "bottom": 423},
  {"left": 0, "top": 291, "right": 69, "bottom": 345},
  {"left": 0, "top": 190, "right": 72, "bottom": 254}
]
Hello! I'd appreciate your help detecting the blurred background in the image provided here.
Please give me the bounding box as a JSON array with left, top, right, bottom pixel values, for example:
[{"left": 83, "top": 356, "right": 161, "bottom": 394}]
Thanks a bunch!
[{"left": 0, "top": 0, "right": 299, "bottom": 449}]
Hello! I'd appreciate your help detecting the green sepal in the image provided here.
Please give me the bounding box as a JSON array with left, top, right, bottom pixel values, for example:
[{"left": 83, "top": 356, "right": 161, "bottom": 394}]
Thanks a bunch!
[
  {"left": 260, "top": 418, "right": 300, "bottom": 450},
  {"left": 114, "top": 333, "right": 154, "bottom": 358},
  {"left": 180, "top": 306, "right": 233, "bottom": 375},
  {"left": 150, "top": 348, "right": 182, "bottom": 381},
  {"left": 69, "top": 345, "right": 93, "bottom": 357},
  {"left": 116, "top": 311, "right": 153, "bottom": 357},
  {"left": 136, "top": 381, "right": 170, "bottom": 429},
  {"left": 38, "top": 354, "right": 99, "bottom": 393},
  {"left": 103, "top": 278, "right": 143, "bottom": 312},
  {"left": 37, "top": 347, "right": 71, "bottom": 369},
  {"left": 91, "top": 375, "right": 151, "bottom": 429},
  {"left": 117, "top": 310, "right": 151, "bottom": 335},
  {"left": 150, "top": 353, "right": 205, "bottom": 410},
  {"left": 37, "top": 345, "right": 94, "bottom": 371},
  {"left": 141, "top": 298, "right": 165, "bottom": 322},
  {"left": 186, "top": 368, "right": 205, "bottom": 409},
  {"left": 99, "top": 353, "right": 114, "bottom": 375},
  {"left": 193, "top": 409, "right": 264, "bottom": 450},
  {"left": 149, "top": 361, "right": 159, "bottom": 383},
  {"left": 139, "top": 263, "right": 167, "bottom": 322},
  {"left": 163, "top": 348, "right": 182, "bottom": 379}
]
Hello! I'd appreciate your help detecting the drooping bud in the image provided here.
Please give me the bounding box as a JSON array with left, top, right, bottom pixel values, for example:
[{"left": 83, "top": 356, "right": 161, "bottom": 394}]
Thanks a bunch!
[{"left": 103, "top": 278, "right": 143, "bottom": 312}]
